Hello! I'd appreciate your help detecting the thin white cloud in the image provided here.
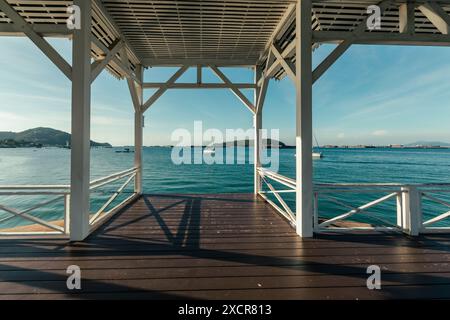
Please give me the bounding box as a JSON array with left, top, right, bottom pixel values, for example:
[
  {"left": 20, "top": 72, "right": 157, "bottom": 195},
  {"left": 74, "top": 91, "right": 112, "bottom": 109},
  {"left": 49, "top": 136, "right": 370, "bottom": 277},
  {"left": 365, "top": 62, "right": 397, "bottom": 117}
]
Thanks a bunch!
[{"left": 372, "top": 130, "right": 388, "bottom": 136}]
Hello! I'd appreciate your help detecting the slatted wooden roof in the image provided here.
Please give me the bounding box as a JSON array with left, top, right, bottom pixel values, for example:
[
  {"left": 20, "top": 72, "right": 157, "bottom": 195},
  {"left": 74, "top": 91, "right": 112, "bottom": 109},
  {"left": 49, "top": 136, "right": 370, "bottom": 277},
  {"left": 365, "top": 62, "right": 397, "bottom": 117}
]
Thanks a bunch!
[{"left": 1, "top": 0, "right": 450, "bottom": 79}]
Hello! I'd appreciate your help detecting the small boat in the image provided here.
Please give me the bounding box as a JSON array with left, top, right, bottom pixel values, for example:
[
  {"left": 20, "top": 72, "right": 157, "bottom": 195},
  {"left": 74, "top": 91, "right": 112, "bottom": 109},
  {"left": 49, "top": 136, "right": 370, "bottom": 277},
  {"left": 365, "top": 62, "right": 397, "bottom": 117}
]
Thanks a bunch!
[
  {"left": 312, "top": 152, "right": 323, "bottom": 159},
  {"left": 203, "top": 146, "right": 215, "bottom": 155},
  {"left": 294, "top": 152, "right": 324, "bottom": 158},
  {"left": 115, "top": 147, "right": 134, "bottom": 153}
]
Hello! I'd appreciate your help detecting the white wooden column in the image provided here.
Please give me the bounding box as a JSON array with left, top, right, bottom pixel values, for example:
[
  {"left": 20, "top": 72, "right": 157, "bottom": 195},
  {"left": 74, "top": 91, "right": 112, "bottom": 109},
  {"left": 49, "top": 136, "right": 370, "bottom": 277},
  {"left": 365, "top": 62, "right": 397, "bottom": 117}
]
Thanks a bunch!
[
  {"left": 70, "top": 0, "right": 92, "bottom": 241},
  {"left": 401, "top": 186, "right": 422, "bottom": 236},
  {"left": 254, "top": 67, "right": 262, "bottom": 194},
  {"left": 295, "top": 0, "right": 314, "bottom": 237},
  {"left": 134, "top": 65, "right": 144, "bottom": 194}
]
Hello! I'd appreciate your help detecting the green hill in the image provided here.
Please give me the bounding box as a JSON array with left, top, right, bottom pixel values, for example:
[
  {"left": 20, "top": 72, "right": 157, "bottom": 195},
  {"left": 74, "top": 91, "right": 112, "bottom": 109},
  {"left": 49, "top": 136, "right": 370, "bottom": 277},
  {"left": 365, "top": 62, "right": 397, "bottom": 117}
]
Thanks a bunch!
[
  {"left": 214, "top": 139, "right": 292, "bottom": 148},
  {"left": 0, "top": 127, "right": 111, "bottom": 148}
]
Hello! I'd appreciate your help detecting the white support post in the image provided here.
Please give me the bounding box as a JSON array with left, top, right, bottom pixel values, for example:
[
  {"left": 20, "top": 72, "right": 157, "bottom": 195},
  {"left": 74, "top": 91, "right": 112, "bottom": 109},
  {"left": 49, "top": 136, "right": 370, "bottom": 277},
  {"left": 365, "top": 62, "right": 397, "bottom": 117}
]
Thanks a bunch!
[
  {"left": 401, "top": 186, "right": 422, "bottom": 236},
  {"left": 70, "top": 0, "right": 92, "bottom": 241},
  {"left": 295, "top": 0, "right": 314, "bottom": 237},
  {"left": 396, "top": 191, "right": 403, "bottom": 228},
  {"left": 254, "top": 67, "right": 262, "bottom": 194},
  {"left": 134, "top": 66, "right": 144, "bottom": 195}
]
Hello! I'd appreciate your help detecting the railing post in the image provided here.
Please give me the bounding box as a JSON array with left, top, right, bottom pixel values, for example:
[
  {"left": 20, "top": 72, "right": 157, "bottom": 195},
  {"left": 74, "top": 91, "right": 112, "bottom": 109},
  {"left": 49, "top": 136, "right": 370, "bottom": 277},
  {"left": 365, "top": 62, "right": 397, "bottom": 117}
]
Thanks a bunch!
[
  {"left": 134, "top": 65, "right": 144, "bottom": 195},
  {"left": 396, "top": 191, "right": 403, "bottom": 228},
  {"left": 254, "top": 66, "right": 262, "bottom": 195},
  {"left": 254, "top": 112, "right": 262, "bottom": 194},
  {"left": 69, "top": 0, "right": 92, "bottom": 241},
  {"left": 401, "top": 186, "right": 422, "bottom": 236},
  {"left": 295, "top": 0, "right": 314, "bottom": 237},
  {"left": 64, "top": 194, "right": 70, "bottom": 235},
  {"left": 313, "top": 192, "right": 319, "bottom": 231},
  {"left": 134, "top": 110, "right": 143, "bottom": 194}
]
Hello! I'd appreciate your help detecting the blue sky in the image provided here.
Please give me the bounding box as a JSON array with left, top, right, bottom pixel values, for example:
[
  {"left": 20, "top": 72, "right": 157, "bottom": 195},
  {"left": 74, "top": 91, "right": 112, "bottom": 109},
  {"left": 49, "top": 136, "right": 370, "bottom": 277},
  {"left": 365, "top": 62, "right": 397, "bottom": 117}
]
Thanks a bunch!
[{"left": 1, "top": 36, "right": 450, "bottom": 146}]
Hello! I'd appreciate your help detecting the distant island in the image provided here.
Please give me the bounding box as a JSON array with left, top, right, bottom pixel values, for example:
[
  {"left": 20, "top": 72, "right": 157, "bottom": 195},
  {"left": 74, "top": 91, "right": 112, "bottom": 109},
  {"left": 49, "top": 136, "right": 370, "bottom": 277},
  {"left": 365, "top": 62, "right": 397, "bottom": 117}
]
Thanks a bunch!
[
  {"left": 0, "top": 127, "right": 112, "bottom": 148},
  {"left": 322, "top": 141, "right": 450, "bottom": 149},
  {"left": 214, "top": 138, "right": 293, "bottom": 149}
]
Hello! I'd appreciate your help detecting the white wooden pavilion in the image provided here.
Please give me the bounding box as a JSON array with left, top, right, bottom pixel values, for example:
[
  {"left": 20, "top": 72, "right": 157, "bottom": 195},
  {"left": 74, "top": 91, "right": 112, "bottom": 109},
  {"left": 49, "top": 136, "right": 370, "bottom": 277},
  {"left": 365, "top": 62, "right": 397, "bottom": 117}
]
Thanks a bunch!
[{"left": 2, "top": 0, "right": 450, "bottom": 241}]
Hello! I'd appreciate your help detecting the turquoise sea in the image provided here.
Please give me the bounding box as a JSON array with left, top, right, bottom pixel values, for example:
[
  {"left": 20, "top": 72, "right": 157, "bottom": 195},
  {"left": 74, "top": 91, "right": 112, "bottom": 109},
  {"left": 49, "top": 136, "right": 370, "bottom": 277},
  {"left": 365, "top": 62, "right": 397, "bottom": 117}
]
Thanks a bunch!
[{"left": 1, "top": 147, "right": 450, "bottom": 229}]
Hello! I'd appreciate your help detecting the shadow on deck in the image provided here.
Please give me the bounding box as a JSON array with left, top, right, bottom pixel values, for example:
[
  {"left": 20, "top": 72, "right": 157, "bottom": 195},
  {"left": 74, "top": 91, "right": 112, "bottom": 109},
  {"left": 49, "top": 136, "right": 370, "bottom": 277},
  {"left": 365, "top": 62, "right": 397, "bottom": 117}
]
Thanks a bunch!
[{"left": 1, "top": 193, "right": 450, "bottom": 299}]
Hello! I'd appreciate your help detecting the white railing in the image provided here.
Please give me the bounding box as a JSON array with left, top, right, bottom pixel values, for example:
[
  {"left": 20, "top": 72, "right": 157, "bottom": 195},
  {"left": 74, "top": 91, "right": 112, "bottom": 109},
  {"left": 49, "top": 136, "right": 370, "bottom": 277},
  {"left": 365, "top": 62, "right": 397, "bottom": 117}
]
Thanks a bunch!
[
  {"left": 256, "top": 169, "right": 450, "bottom": 235},
  {"left": 0, "top": 167, "right": 139, "bottom": 236},
  {"left": 0, "top": 185, "right": 70, "bottom": 236},
  {"left": 257, "top": 167, "right": 296, "bottom": 226},
  {"left": 89, "top": 167, "right": 138, "bottom": 227},
  {"left": 418, "top": 184, "right": 450, "bottom": 233},
  {"left": 314, "top": 184, "right": 404, "bottom": 232}
]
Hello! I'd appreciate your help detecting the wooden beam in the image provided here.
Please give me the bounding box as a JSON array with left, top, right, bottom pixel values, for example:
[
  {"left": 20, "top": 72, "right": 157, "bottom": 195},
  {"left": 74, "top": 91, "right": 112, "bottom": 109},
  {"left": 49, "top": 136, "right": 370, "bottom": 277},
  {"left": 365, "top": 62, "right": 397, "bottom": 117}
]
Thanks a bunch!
[
  {"left": 256, "top": 75, "right": 269, "bottom": 114},
  {"left": 142, "top": 83, "right": 256, "bottom": 89},
  {"left": 210, "top": 65, "right": 256, "bottom": 114},
  {"left": 141, "top": 58, "right": 256, "bottom": 67},
  {"left": 197, "top": 65, "right": 202, "bottom": 84},
  {"left": 265, "top": 41, "right": 296, "bottom": 79},
  {"left": 399, "top": 2, "right": 416, "bottom": 34},
  {"left": 313, "top": 0, "right": 393, "bottom": 84},
  {"left": 91, "top": 40, "right": 123, "bottom": 83},
  {"left": 134, "top": 65, "right": 144, "bottom": 194},
  {"left": 142, "top": 66, "right": 189, "bottom": 112},
  {"left": 296, "top": 0, "right": 313, "bottom": 238},
  {"left": 91, "top": 36, "right": 140, "bottom": 83},
  {"left": 418, "top": 2, "right": 450, "bottom": 35},
  {"left": 70, "top": 0, "right": 92, "bottom": 241},
  {"left": 312, "top": 30, "right": 450, "bottom": 46},
  {"left": 0, "top": 24, "right": 71, "bottom": 37},
  {"left": 271, "top": 43, "right": 296, "bottom": 83},
  {"left": 92, "top": 0, "right": 140, "bottom": 64},
  {"left": 0, "top": 0, "right": 72, "bottom": 80},
  {"left": 259, "top": 3, "right": 296, "bottom": 63}
]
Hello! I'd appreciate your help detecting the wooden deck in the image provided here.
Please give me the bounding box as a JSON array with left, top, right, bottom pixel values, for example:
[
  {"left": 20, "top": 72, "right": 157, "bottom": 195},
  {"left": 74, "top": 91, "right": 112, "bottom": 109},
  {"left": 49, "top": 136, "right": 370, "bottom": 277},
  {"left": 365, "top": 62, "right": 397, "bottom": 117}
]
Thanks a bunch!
[{"left": 1, "top": 193, "right": 450, "bottom": 299}]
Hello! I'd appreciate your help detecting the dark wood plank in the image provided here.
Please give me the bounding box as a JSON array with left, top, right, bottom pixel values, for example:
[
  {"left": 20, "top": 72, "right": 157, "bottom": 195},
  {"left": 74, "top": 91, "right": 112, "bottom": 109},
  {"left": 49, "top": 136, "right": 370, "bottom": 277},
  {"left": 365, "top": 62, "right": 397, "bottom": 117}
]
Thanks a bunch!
[{"left": 1, "top": 193, "right": 450, "bottom": 299}]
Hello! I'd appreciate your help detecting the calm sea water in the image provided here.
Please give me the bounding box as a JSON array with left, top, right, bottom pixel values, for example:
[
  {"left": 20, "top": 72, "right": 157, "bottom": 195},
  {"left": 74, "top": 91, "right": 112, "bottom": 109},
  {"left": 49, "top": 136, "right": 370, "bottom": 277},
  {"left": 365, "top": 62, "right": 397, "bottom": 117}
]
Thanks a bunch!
[{"left": 1, "top": 147, "right": 450, "bottom": 228}]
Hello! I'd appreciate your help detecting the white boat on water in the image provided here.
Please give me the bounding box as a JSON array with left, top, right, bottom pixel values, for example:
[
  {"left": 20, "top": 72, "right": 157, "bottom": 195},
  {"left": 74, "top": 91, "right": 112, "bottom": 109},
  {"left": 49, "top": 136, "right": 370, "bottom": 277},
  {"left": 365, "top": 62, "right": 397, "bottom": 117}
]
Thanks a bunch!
[
  {"left": 203, "top": 146, "right": 215, "bottom": 155},
  {"left": 294, "top": 152, "right": 324, "bottom": 158},
  {"left": 313, "top": 152, "right": 323, "bottom": 159}
]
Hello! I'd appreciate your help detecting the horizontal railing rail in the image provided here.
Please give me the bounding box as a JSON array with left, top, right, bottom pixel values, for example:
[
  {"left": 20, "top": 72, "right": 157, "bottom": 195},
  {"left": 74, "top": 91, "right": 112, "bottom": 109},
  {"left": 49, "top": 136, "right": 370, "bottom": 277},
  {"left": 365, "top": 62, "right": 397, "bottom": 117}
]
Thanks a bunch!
[
  {"left": 0, "top": 186, "right": 70, "bottom": 236},
  {"left": 257, "top": 167, "right": 296, "bottom": 226},
  {"left": 418, "top": 185, "right": 450, "bottom": 233},
  {"left": 314, "top": 185, "right": 404, "bottom": 232},
  {"left": 89, "top": 167, "right": 139, "bottom": 227},
  {"left": 0, "top": 167, "right": 139, "bottom": 237}
]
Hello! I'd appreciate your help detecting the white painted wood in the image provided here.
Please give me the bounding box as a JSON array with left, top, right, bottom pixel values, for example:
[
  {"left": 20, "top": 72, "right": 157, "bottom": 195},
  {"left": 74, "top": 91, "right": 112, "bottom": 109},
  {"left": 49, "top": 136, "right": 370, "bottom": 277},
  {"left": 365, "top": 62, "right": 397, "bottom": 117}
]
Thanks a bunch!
[
  {"left": 142, "top": 66, "right": 188, "bottom": 111},
  {"left": 69, "top": 0, "right": 92, "bottom": 242},
  {"left": 396, "top": 191, "right": 403, "bottom": 228},
  {"left": 209, "top": 65, "right": 256, "bottom": 113},
  {"left": 254, "top": 66, "right": 263, "bottom": 194},
  {"left": 399, "top": 2, "right": 416, "bottom": 34},
  {"left": 91, "top": 40, "right": 123, "bottom": 83},
  {"left": 258, "top": 168, "right": 296, "bottom": 190},
  {"left": 319, "top": 192, "right": 398, "bottom": 228},
  {"left": 271, "top": 43, "right": 296, "bottom": 82},
  {"left": 0, "top": 23, "right": 71, "bottom": 37},
  {"left": 134, "top": 65, "right": 144, "bottom": 194},
  {"left": 401, "top": 186, "right": 422, "bottom": 236},
  {"left": 418, "top": 2, "right": 450, "bottom": 35},
  {"left": 313, "top": 0, "right": 392, "bottom": 84},
  {"left": 142, "top": 83, "right": 256, "bottom": 89},
  {"left": 64, "top": 194, "right": 70, "bottom": 235},
  {"left": 0, "top": 0, "right": 72, "bottom": 79},
  {"left": 295, "top": 0, "right": 314, "bottom": 237}
]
